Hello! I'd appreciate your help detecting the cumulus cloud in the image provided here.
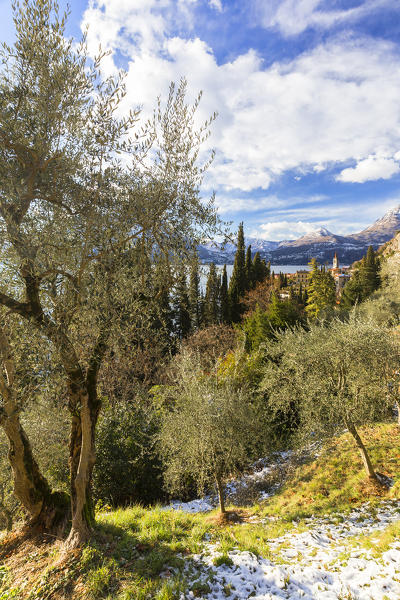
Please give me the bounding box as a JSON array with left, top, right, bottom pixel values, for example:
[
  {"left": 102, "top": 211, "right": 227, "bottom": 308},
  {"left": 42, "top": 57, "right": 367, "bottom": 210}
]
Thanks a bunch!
[
  {"left": 208, "top": 0, "right": 223, "bottom": 11},
  {"left": 257, "top": 220, "right": 322, "bottom": 240},
  {"left": 255, "top": 0, "right": 396, "bottom": 37},
  {"left": 82, "top": 2, "right": 400, "bottom": 194},
  {"left": 336, "top": 155, "right": 400, "bottom": 183}
]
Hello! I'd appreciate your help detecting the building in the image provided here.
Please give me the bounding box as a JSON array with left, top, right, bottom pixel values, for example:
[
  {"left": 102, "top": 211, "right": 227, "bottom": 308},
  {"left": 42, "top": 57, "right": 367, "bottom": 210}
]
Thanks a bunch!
[
  {"left": 329, "top": 253, "right": 350, "bottom": 296},
  {"left": 294, "top": 270, "right": 309, "bottom": 285}
]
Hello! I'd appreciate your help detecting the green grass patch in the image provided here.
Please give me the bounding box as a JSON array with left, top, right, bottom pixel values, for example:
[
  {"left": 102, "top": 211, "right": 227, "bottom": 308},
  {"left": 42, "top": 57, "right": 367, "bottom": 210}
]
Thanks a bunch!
[{"left": 81, "top": 505, "right": 216, "bottom": 598}]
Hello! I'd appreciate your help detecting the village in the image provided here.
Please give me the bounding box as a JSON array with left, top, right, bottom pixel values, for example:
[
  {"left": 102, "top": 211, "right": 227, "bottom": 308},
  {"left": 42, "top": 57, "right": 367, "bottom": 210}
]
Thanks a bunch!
[{"left": 277, "top": 254, "right": 351, "bottom": 301}]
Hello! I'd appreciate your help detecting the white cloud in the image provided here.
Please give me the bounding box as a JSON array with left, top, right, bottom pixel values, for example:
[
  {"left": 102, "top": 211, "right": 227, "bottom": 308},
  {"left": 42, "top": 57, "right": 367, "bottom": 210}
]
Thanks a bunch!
[
  {"left": 336, "top": 155, "right": 400, "bottom": 183},
  {"left": 215, "top": 193, "right": 328, "bottom": 214},
  {"left": 82, "top": 2, "right": 400, "bottom": 193},
  {"left": 209, "top": 0, "right": 223, "bottom": 12},
  {"left": 255, "top": 0, "right": 396, "bottom": 37},
  {"left": 257, "top": 220, "right": 322, "bottom": 240}
]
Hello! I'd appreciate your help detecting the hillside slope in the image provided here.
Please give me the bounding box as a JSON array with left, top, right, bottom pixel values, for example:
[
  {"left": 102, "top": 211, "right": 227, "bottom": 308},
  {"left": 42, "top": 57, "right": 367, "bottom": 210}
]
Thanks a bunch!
[{"left": 0, "top": 423, "right": 399, "bottom": 600}]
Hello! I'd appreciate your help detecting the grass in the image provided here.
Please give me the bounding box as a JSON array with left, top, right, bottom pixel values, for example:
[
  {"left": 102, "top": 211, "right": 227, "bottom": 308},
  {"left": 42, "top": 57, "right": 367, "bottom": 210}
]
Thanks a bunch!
[
  {"left": 0, "top": 422, "right": 399, "bottom": 599},
  {"left": 261, "top": 423, "right": 400, "bottom": 521},
  {"left": 346, "top": 518, "right": 400, "bottom": 559}
]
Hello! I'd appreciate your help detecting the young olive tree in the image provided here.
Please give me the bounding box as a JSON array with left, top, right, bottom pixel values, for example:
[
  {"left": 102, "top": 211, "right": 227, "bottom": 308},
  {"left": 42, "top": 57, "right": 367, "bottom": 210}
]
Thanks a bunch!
[
  {"left": 158, "top": 354, "right": 264, "bottom": 514},
  {"left": 0, "top": 0, "right": 221, "bottom": 546},
  {"left": 262, "top": 317, "right": 399, "bottom": 481}
]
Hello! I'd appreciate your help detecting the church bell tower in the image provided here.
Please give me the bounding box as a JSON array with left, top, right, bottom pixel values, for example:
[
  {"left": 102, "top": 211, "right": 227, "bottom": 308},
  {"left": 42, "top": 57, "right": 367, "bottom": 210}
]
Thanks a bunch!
[{"left": 333, "top": 252, "right": 339, "bottom": 270}]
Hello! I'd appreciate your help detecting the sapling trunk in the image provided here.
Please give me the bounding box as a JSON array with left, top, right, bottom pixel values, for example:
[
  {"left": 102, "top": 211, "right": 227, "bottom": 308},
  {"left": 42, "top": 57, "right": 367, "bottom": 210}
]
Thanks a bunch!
[
  {"left": 395, "top": 400, "right": 400, "bottom": 427},
  {"left": 345, "top": 419, "right": 377, "bottom": 480},
  {"left": 215, "top": 474, "right": 226, "bottom": 514}
]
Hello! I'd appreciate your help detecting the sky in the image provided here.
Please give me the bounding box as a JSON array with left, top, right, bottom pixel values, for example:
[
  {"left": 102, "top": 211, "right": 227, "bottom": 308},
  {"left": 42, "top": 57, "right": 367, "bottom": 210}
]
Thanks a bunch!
[{"left": 2, "top": 0, "right": 400, "bottom": 241}]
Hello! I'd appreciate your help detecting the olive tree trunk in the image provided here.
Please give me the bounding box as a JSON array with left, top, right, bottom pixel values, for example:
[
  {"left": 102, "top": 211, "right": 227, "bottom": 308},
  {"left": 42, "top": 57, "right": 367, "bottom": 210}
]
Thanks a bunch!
[
  {"left": 345, "top": 418, "right": 377, "bottom": 480},
  {"left": 65, "top": 380, "right": 99, "bottom": 548},
  {"left": 0, "top": 326, "right": 69, "bottom": 531},
  {"left": 2, "top": 413, "right": 69, "bottom": 530}
]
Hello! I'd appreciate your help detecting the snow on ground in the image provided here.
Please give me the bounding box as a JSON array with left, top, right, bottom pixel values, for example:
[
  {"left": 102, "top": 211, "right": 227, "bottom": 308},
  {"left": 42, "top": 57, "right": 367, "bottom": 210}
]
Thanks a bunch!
[
  {"left": 182, "top": 500, "right": 400, "bottom": 600},
  {"left": 165, "top": 450, "right": 300, "bottom": 513},
  {"left": 165, "top": 498, "right": 214, "bottom": 513}
]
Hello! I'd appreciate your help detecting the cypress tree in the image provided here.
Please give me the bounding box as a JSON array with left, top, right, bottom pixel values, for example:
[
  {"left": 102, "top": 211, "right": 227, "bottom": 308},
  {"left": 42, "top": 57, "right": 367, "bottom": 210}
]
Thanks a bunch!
[
  {"left": 204, "top": 263, "right": 220, "bottom": 326},
  {"left": 245, "top": 245, "right": 254, "bottom": 289},
  {"left": 189, "top": 254, "right": 201, "bottom": 330},
  {"left": 229, "top": 223, "right": 246, "bottom": 322},
  {"left": 253, "top": 252, "right": 268, "bottom": 284},
  {"left": 359, "top": 246, "right": 380, "bottom": 298},
  {"left": 174, "top": 265, "right": 191, "bottom": 339},
  {"left": 298, "top": 283, "right": 303, "bottom": 304},
  {"left": 153, "top": 259, "right": 174, "bottom": 349},
  {"left": 220, "top": 264, "right": 230, "bottom": 324},
  {"left": 306, "top": 258, "right": 336, "bottom": 319},
  {"left": 341, "top": 270, "right": 362, "bottom": 309}
]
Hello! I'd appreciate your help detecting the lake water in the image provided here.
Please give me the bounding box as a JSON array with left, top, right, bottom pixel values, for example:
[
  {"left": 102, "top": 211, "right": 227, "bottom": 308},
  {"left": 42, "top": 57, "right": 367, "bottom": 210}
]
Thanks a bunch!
[
  {"left": 200, "top": 264, "right": 310, "bottom": 289},
  {"left": 218, "top": 264, "right": 310, "bottom": 277}
]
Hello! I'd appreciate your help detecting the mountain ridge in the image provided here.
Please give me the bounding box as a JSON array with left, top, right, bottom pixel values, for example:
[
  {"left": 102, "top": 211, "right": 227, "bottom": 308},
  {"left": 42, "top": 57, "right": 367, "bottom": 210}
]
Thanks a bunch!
[{"left": 198, "top": 205, "right": 400, "bottom": 265}]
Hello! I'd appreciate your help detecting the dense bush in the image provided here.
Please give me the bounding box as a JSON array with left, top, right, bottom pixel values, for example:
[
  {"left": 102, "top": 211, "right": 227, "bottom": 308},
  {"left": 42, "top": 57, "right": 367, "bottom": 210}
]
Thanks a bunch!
[{"left": 93, "top": 400, "right": 165, "bottom": 507}]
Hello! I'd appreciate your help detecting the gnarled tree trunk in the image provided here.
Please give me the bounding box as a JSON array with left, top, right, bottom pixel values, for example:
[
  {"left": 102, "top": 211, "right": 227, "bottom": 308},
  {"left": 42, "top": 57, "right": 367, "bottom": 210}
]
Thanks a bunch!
[
  {"left": 0, "top": 325, "right": 69, "bottom": 533},
  {"left": 2, "top": 412, "right": 69, "bottom": 531},
  {"left": 65, "top": 376, "right": 101, "bottom": 548}
]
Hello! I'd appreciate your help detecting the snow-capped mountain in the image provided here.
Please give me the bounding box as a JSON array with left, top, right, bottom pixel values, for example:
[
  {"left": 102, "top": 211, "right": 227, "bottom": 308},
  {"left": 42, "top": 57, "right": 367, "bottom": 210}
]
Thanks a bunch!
[
  {"left": 199, "top": 237, "right": 280, "bottom": 264},
  {"left": 350, "top": 205, "right": 400, "bottom": 245},
  {"left": 198, "top": 205, "right": 400, "bottom": 265},
  {"left": 282, "top": 227, "right": 345, "bottom": 247}
]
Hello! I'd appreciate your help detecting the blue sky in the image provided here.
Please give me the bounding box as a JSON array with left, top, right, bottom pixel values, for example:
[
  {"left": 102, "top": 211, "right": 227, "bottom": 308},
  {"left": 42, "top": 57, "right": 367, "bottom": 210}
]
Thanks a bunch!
[{"left": 2, "top": 0, "right": 400, "bottom": 240}]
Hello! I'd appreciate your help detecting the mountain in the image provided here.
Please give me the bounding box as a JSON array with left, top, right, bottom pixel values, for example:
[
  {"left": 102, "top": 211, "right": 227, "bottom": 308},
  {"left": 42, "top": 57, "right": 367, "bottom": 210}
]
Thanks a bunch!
[
  {"left": 199, "top": 237, "right": 280, "bottom": 264},
  {"left": 350, "top": 205, "right": 400, "bottom": 245},
  {"left": 198, "top": 205, "right": 400, "bottom": 265}
]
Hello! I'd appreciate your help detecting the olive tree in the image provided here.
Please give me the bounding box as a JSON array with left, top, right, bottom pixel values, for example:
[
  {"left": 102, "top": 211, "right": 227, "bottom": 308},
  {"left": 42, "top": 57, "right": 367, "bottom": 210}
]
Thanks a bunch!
[
  {"left": 158, "top": 354, "right": 264, "bottom": 514},
  {"left": 0, "top": 0, "right": 220, "bottom": 546},
  {"left": 262, "top": 317, "right": 399, "bottom": 481}
]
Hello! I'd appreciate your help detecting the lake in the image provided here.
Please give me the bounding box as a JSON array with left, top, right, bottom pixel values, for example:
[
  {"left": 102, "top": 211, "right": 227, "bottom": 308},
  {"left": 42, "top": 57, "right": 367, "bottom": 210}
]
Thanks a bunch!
[{"left": 199, "top": 264, "right": 310, "bottom": 289}]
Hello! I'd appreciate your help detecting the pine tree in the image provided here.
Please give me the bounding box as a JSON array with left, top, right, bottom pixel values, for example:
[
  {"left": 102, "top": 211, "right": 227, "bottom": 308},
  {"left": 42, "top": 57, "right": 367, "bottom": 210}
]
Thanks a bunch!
[
  {"left": 220, "top": 264, "right": 230, "bottom": 324},
  {"left": 229, "top": 223, "right": 247, "bottom": 322},
  {"left": 189, "top": 254, "right": 201, "bottom": 330},
  {"left": 174, "top": 266, "right": 191, "bottom": 339},
  {"left": 204, "top": 263, "right": 220, "bottom": 326},
  {"left": 306, "top": 258, "right": 336, "bottom": 319}
]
